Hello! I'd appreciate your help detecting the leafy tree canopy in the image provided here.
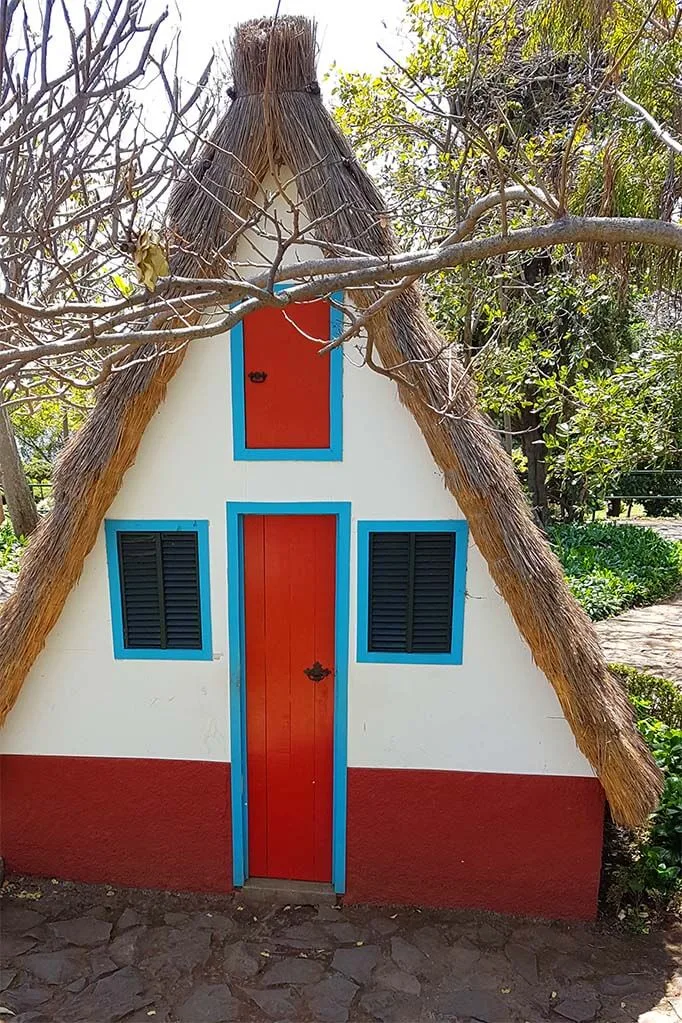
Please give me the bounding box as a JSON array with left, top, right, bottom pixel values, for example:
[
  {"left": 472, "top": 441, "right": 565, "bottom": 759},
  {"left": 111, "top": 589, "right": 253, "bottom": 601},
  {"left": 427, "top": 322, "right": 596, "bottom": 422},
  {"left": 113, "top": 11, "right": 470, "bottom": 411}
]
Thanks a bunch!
[{"left": 332, "top": 0, "right": 682, "bottom": 520}]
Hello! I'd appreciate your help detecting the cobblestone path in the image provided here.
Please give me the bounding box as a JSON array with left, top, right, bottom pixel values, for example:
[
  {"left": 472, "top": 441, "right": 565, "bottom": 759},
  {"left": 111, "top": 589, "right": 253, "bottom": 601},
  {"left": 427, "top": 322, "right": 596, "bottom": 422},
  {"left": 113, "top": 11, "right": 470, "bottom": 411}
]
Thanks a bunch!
[{"left": 1, "top": 876, "right": 681, "bottom": 1022}]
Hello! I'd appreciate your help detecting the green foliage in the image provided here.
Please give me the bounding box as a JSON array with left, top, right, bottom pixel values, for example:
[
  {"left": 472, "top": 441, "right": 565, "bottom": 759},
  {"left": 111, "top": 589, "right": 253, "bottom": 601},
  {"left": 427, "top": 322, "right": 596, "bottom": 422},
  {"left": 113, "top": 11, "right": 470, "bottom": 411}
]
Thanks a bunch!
[
  {"left": 635, "top": 718, "right": 682, "bottom": 893},
  {"left": 7, "top": 389, "right": 90, "bottom": 510},
  {"left": 565, "top": 570, "right": 638, "bottom": 619},
  {"left": 602, "top": 665, "right": 682, "bottom": 927},
  {"left": 641, "top": 497, "right": 682, "bottom": 516},
  {"left": 530, "top": 0, "right": 682, "bottom": 238},
  {"left": 0, "top": 519, "right": 27, "bottom": 571},
  {"left": 617, "top": 469, "right": 682, "bottom": 516},
  {"left": 617, "top": 469, "right": 682, "bottom": 499},
  {"left": 332, "top": 0, "right": 682, "bottom": 522},
  {"left": 612, "top": 664, "right": 682, "bottom": 728},
  {"left": 10, "top": 391, "right": 91, "bottom": 463},
  {"left": 24, "top": 458, "right": 52, "bottom": 484},
  {"left": 333, "top": 0, "right": 682, "bottom": 254},
  {"left": 470, "top": 271, "right": 663, "bottom": 516},
  {"left": 549, "top": 522, "right": 682, "bottom": 619}
]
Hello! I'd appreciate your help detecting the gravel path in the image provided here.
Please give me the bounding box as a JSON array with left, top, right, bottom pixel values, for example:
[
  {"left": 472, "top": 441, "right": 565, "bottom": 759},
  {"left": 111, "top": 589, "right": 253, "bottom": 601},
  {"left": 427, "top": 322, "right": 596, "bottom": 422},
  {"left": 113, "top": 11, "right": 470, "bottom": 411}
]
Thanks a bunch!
[{"left": 1, "top": 876, "right": 681, "bottom": 1023}]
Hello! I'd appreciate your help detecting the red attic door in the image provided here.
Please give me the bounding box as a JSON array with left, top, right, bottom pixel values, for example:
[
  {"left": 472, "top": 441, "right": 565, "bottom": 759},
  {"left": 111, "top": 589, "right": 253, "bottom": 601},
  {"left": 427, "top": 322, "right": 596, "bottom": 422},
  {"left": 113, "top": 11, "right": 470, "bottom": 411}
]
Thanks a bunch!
[
  {"left": 243, "top": 300, "right": 331, "bottom": 450},
  {"left": 243, "top": 514, "right": 335, "bottom": 882}
]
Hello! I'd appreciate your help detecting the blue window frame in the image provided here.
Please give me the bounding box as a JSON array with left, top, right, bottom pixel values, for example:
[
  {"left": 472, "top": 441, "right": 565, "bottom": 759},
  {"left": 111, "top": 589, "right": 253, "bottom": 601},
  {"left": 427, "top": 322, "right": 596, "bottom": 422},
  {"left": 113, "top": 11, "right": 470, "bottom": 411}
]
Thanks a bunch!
[
  {"left": 104, "top": 519, "right": 213, "bottom": 661},
  {"left": 230, "top": 287, "right": 344, "bottom": 461},
  {"left": 356, "top": 520, "right": 468, "bottom": 665}
]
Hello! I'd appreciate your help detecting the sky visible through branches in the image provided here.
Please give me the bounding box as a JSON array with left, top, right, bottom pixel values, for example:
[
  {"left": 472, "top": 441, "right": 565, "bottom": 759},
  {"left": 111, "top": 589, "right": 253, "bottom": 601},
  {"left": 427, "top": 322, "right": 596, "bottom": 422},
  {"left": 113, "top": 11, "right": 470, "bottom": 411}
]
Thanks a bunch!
[{"left": 170, "top": 0, "right": 404, "bottom": 90}]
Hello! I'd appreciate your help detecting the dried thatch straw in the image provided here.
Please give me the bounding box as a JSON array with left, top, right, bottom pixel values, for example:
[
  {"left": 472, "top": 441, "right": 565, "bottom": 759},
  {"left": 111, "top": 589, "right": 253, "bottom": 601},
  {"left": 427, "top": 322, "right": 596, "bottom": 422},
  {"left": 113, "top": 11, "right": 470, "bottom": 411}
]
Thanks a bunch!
[{"left": 0, "top": 15, "right": 662, "bottom": 826}]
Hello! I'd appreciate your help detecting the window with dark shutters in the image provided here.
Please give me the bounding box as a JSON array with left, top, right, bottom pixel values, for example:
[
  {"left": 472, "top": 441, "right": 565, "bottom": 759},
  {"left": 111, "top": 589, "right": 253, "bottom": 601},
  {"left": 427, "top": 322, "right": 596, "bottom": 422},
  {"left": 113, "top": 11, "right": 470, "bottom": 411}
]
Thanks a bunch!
[
  {"left": 368, "top": 531, "right": 456, "bottom": 654},
  {"left": 117, "top": 531, "right": 202, "bottom": 650}
]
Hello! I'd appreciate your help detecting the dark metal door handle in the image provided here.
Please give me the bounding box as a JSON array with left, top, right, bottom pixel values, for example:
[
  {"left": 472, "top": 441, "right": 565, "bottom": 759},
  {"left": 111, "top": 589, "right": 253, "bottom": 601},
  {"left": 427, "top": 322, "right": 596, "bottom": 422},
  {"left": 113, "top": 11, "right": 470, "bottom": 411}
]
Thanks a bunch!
[
  {"left": 248, "top": 371, "right": 267, "bottom": 383},
  {"left": 304, "top": 661, "right": 331, "bottom": 683}
]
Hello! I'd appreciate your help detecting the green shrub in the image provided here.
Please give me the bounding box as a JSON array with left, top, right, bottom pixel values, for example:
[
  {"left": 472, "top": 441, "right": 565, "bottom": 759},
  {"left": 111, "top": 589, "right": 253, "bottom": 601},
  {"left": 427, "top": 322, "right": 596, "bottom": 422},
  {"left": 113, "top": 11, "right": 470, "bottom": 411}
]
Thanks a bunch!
[
  {"left": 566, "top": 570, "right": 638, "bottom": 620},
  {"left": 0, "top": 519, "right": 27, "bottom": 572},
  {"left": 641, "top": 497, "right": 682, "bottom": 517},
  {"left": 616, "top": 470, "right": 682, "bottom": 514},
  {"left": 549, "top": 521, "right": 682, "bottom": 620},
  {"left": 636, "top": 717, "right": 682, "bottom": 887},
  {"left": 602, "top": 665, "right": 682, "bottom": 928},
  {"left": 611, "top": 664, "right": 682, "bottom": 728}
]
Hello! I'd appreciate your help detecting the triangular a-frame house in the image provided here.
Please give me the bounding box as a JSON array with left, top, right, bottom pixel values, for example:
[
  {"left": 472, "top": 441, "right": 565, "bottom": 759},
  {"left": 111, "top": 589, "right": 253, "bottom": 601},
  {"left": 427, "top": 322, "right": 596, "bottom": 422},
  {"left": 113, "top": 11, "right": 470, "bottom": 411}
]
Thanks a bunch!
[{"left": 0, "top": 16, "right": 661, "bottom": 920}]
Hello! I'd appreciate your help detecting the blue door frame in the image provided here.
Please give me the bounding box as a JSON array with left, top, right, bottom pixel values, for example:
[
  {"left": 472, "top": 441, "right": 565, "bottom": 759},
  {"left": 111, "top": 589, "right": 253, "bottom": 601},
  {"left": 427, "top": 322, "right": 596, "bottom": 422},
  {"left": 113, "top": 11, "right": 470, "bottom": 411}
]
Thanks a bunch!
[{"left": 226, "top": 501, "right": 351, "bottom": 893}]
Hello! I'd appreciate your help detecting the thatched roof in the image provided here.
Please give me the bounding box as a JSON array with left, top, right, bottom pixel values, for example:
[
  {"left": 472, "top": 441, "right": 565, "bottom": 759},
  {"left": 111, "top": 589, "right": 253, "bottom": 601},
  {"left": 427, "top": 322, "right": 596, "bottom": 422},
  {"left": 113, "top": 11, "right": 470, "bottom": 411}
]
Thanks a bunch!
[{"left": 0, "top": 16, "right": 662, "bottom": 827}]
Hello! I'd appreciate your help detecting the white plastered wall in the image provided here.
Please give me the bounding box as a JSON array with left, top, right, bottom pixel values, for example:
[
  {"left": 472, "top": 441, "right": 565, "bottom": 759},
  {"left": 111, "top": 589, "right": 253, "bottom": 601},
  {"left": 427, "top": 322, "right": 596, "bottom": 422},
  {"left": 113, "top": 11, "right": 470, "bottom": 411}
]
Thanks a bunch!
[{"left": 0, "top": 182, "right": 593, "bottom": 779}]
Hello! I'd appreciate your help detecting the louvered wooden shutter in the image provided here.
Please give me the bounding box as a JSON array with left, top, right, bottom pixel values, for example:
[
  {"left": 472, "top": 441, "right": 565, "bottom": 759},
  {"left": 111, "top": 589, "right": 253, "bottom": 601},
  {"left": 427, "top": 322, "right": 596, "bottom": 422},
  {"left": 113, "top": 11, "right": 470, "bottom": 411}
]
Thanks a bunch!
[
  {"left": 368, "top": 531, "right": 455, "bottom": 654},
  {"left": 117, "top": 531, "right": 201, "bottom": 650},
  {"left": 118, "top": 533, "right": 163, "bottom": 649},
  {"left": 368, "top": 532, "right": 411, "bottom": 652},
  {"left": 160, "top": 532, "right": 202, "bottom": 649},
  {"left": 411, "top": 532, "right": 456, "bottom": 652}
]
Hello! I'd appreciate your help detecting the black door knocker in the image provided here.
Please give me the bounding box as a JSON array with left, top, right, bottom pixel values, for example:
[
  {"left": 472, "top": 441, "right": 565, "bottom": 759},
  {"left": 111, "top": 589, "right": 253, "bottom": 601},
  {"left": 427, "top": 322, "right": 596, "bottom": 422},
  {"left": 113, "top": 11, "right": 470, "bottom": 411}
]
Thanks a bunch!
[
  {"left": 248, "top": 371, "right": 267, "bottom": 383},
  {"left": 304, "top": 661, "right": 332, "bottom": 683}
]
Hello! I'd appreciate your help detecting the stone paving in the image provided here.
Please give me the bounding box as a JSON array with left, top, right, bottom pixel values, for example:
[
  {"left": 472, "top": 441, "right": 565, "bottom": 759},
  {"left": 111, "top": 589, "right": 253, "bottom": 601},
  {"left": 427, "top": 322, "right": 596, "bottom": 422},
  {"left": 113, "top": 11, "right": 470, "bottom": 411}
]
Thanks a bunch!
[
  {"left": 1, "top": 877, "right": 682, "bottom": 1022},
  {"left": 596, "top": 593, "right": 682, "bottom": 683},
  {"left": 595, "top": 518, "right": 682, "bottom": 683},
  {"left": 618, "top": 519, "right": 682, "bottom": 544},
  {"left": 0, "top": 568, "right": 16, "bottom": 606}
]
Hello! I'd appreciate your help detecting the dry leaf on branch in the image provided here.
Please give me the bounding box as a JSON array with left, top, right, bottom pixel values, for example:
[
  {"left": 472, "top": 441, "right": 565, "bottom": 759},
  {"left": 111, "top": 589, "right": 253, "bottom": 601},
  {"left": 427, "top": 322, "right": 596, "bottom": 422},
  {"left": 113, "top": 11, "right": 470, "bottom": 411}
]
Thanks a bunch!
[{"left": 133, "top": 231, "right": 169, "bottom": 292}]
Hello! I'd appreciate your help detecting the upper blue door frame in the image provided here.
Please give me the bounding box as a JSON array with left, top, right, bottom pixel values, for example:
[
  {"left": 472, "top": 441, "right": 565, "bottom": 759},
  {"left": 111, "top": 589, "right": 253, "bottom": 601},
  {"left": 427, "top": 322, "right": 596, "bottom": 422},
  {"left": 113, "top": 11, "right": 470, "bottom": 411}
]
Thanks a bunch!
[
  {"left": 230, "top": 288, "right": 344, "bottom": 461},
  {"left": 225, "top": 501, "right": 351, "bottom": 893}
]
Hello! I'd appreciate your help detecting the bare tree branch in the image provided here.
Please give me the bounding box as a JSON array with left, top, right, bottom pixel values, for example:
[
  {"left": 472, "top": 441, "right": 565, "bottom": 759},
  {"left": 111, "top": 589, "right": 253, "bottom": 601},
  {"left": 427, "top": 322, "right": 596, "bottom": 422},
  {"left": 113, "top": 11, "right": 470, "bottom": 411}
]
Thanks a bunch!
[
  {"left": 616, "top": 89, "right": 682, "bottom": 155},
  {"left": 4, "top": 212, "right": 682, "bottom": 377}
]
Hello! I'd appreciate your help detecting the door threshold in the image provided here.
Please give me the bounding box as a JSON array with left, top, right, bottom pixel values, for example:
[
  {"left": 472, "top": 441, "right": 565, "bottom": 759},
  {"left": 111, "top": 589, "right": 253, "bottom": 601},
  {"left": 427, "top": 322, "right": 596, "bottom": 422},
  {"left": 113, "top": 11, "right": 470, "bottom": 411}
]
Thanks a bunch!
[{"left": 239, "top": 877, "right": 339, "bottom": 906}]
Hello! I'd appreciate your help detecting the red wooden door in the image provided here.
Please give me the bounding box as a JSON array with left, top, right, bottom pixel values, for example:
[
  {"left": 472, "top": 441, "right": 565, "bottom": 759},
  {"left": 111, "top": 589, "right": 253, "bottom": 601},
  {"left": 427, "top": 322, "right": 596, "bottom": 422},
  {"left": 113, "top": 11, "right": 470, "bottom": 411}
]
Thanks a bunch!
[
  {"left": 243, "top": 514, "right": 335, "bottom": 881},
  {"left": 243, "top": 300, "right": 331, "bottom": 450}
]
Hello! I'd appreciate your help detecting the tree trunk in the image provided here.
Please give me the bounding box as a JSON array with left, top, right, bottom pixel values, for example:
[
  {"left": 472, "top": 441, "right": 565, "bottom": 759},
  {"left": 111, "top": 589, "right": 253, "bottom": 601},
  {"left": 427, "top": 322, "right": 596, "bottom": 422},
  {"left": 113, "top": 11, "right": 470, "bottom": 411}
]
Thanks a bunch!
[
  {"left": 0, "top": 405, "right": 38, "bottom": 537},
  {"left": 526, "top": 438, "right": 549, "bottom": 526},
  {"left": 520, "top": 407, "right": 549, "bottom": 526},
  {"left": 502, "top": 411, "right": 513, "bottom": 455},
  {"left": 498, "top": 278, "right": 513, "bottom": 455}
]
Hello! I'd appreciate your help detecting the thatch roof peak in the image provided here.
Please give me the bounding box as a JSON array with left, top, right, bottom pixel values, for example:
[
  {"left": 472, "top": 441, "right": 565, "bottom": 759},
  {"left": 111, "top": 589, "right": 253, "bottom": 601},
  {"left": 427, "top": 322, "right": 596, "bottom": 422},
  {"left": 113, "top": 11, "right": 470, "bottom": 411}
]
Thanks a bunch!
[{"left": 230, "top": 16, "right": 319, "bottom": 98}]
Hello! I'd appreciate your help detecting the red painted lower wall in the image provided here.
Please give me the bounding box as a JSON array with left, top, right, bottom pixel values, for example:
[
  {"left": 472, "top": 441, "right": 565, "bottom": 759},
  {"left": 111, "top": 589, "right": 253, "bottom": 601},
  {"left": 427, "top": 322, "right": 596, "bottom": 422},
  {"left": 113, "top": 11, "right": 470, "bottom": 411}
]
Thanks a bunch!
[
  {"left": 0, "top": 756, "right": 603, "bottom": 918},
  {"left": 0, "top": 755, "right": 232, "bottom": 892},
  {"left": 345, "top": 768, "right": 605, "bottom": 920}
]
